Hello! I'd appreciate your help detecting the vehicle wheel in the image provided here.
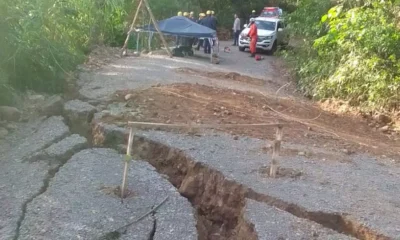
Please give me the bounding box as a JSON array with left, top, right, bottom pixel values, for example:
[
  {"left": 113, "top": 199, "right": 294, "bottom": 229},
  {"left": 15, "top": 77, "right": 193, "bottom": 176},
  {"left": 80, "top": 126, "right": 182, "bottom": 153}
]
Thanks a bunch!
[{"left": 239, "top": 46, "right": 245, "bottom": 52}]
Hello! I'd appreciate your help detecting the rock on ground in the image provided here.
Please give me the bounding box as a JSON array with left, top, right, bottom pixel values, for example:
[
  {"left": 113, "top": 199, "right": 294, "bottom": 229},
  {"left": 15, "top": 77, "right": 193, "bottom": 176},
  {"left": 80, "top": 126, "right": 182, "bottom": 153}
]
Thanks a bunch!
[
  {"left": 245, "top": 199, "right": 355, "bottom": 240},
  {"left": 64, "top": 99, "right": 97, "bottom": 135},
  {"left": 40, "top": 95, "right": 64, "bottom": 116},
  {"left": 0, "top": 106, "right": 21, "bottom": 121},
  {"left": 0, "top": 127, "right": 8, "bottom": 138},
  {"left": 92, "top": 119, "right": 127, "bottom": 148},
  {"left": 19, "top": 148, "right": 197, "bottom": 240}
]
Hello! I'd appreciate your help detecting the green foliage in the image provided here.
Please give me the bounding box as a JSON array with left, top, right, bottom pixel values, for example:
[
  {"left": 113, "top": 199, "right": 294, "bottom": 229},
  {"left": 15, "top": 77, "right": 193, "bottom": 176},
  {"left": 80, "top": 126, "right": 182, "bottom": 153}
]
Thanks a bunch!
[
  {"left": 0, "top": 0, "right": 129, "bottom": 104},
  {"left": 286, "top": 0, "right": 333, "bottom": 37},
  {"left": 0, "top": 0, "right": 299, "bottom": 105},
  {"left": 285, "top": 0, "right": 400, "bottom": 110}
]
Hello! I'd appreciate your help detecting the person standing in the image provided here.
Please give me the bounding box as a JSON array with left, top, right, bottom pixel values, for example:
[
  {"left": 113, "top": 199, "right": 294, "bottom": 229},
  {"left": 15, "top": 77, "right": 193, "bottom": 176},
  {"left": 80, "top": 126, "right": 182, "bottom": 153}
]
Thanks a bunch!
[
  {"left": 202, "top": 10, "right": 212, "bottom": 54},
  {"left": 211, "top": 11, "right": 218, "bottom": 28},
  {"left": 196, "top": 13, "right": 206, "bottom": 51},
  {"left": 248, "top": 10, "right": 257, "bottom": 23},
  {"left": 210, "top": 10, "right": 217, "bottom": 47},
  {"left": 232, "top": 14, "right": 241, "bottom": 46},
  {"left": 189, "top": 11, "right": 195, "bottom": 21},
  {"left": 247, "top": 18, "right": 257, "bottom": 57},
  {"left": 182, "top": 12, "right": 191, "bottom": 47},
  {"left": 197, "top": 13, "right": 205, "bottom": 23},
  {"left": 176, "top": 11, "right": 183, "bottom": 46}
]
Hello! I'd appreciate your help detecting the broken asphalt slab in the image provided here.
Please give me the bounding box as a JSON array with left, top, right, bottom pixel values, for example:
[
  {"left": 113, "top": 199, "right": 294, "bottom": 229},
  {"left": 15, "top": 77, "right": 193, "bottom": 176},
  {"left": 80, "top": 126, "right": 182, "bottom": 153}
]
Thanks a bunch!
[
  {"left": 245, "top": 199, "right": 355, "bottom": 240},
  {"left": 0, "top": 116, "right": 88, "bottom": 240},
  {"left": 136, "top": 130, "right": 400, "bottom": 239},
  {"left": 0, "top": 159, "right": 48, "bottom": 240},
  {"left": 137, "top": 130, "right": 400, "bottom": 239},
  {"left": 5, "top": 116, "right": 70, "bottom": 162},
  {"left": 19, "top": 148, "right": 197, "bottom": 240},
  {"left": 90, "top": 122, "right": 400, "bottom": 239},
  {"left": 64, "top": 99, "right": 97, "bottom": 135}
]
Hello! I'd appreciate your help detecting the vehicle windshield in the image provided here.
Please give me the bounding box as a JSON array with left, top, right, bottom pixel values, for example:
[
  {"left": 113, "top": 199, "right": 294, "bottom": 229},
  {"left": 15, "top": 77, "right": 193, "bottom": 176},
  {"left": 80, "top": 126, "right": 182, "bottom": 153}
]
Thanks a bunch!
[
  {"left": 260, "top": 11, "right": 279, "bottom": 17},
  {"left": 254, "top": 20, "right": 276, "bottom": 31}
]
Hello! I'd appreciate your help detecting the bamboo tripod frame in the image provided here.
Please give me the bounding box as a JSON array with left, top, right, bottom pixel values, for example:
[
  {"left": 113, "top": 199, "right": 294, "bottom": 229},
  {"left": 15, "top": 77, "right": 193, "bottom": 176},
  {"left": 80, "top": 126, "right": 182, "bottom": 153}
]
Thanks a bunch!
[{"left": 120, "top": 0, "right": 172, "bottom": 57}]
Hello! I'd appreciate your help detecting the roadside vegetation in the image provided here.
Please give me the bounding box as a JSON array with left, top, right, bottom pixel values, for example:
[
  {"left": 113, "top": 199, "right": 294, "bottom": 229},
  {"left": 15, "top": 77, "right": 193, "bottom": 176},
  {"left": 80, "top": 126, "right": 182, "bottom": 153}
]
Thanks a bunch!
[
  {"left": 2, "top": 0, "right": 399, "bottom": 113},
  {"left": 1, "top": 0, "right": 293, "bottom": 105},
  {"left": 284, "top": 0, "right": 400, "bottom": 111},
  {"left": 0, "top": 0, "right": 131, "bottom": 105}
]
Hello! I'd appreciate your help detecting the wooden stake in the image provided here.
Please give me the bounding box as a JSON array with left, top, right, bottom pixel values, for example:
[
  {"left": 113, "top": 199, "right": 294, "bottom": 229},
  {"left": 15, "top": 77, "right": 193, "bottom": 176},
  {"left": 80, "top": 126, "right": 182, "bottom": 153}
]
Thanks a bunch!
[
  {"left": 142, "top": 0, "right": 173, "bottom": 57},
  {"left": 121, "top": 0, "right": 143, "bottom": 56},
  {"left": 121, "top": 127, "right": 134, "bottom": 202},
  {"left": 270, "top": 125, "right": 283, "bottom": 178}
]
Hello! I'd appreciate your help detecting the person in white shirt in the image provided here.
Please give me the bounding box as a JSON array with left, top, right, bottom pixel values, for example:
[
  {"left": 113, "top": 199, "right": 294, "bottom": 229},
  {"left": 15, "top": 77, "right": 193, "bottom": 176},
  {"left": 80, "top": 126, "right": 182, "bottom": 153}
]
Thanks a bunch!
[{"left": 232, "top": 14, "right": 241, "bottom": 46}]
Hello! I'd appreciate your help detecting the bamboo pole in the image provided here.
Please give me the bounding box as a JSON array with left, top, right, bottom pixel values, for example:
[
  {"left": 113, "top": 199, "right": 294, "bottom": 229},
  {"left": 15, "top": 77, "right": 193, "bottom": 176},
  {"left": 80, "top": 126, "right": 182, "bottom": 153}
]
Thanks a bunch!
[
  {"left": 148, "top": 17, "right": 152, "bottom": 52},
  {"left": 121, "top": 0, "right": 143, "bottom": 56},
  {"left": 269, "top": 125, "right": 283, "bottom": 178},
  {"left": 142, "top": 0, "right": 173, "bottom": 57},
  {"left": 127, "top": 121, "right": 285, "bottom": 129},
  {"left": 120, "top": 127, "right": 134, "bottom": 203}
]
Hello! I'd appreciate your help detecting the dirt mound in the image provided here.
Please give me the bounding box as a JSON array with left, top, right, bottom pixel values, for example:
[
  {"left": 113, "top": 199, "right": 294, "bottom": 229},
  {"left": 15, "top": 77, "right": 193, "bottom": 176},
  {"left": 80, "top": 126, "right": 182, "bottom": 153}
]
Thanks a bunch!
[
  {"left": 175, "top": 67, "right": 270, "bottom": 86},
  {"left": 103, "top": 83, "right": 399, "bottom": 159}
]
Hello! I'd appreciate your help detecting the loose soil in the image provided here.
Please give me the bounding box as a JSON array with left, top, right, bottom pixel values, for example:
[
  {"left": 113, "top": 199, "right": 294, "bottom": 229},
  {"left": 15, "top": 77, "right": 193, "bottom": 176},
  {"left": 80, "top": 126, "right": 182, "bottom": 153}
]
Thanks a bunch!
[
  {"left": 102, "top": 83, "right": 399, "bottom": 160},
  {"left": 175, "top": 67, "right": 272, "bottom": 86}
]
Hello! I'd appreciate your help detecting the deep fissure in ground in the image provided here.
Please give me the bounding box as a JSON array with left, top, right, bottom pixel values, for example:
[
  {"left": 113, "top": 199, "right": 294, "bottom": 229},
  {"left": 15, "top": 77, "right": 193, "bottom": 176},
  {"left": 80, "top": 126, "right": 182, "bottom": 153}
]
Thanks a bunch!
[
  {"left": 12, "top": 113, "right": 391, "bottom": 240},
  {"left": 104, "top": 130, "right": 391, "bottom": 240}
]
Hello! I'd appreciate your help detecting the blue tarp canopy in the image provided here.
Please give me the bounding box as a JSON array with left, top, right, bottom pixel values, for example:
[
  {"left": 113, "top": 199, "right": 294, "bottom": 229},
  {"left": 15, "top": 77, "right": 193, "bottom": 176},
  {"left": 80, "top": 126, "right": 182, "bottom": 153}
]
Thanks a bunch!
[{"left": 140, "top": 16, "right": 216, "bottom": 38}]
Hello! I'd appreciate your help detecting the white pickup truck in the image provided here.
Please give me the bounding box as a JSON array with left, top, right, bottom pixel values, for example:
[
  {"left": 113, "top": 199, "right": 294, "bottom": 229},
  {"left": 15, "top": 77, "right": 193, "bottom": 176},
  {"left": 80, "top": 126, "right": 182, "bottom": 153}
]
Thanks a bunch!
[{"left": 238, "top": 17, "right": 289, "bottom": 54}]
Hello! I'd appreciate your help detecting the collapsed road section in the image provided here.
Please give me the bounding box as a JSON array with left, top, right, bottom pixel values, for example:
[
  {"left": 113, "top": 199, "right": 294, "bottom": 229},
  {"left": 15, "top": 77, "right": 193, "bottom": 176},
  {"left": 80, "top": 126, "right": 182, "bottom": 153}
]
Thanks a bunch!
[
  {"left": 1, "top": 96, "right": 398, "bottom": 240},
  {"left": 18, "top": 148, "right": 197, "bottom": 240},
  {"left": 92, "top": 119, "right": 398, "bottom": 240}
]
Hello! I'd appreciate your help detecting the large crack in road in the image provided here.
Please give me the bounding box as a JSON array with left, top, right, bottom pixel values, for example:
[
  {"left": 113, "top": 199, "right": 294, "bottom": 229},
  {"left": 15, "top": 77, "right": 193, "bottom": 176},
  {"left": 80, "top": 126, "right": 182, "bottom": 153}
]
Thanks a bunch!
[{"left": 92, "top": 121, "right": 394, "bottom": 240}]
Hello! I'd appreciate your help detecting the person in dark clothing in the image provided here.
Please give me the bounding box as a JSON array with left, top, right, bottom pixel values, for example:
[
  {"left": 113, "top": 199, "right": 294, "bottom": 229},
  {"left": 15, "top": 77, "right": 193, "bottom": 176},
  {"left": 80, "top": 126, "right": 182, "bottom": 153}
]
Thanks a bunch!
[
  {"left": 189, "top": 11, "right": 196, "bottom": 21},
  {"left": 249, "top": 10, "right": 258, "bottom": 23},
  {"left": 202, "top": 11, "right": 213, "bottom": 54},
  {"left": 196, "top": 13, "right": 206, "bottom": 50},
  {"left": 187, "top": 11, "right": 196, "bottom": 47},
  {"left": 209, "top": 11, "right": 217, "bottom": 46},
  {"left": 211, "top": 11, "right": 217, "bottom": 30}
]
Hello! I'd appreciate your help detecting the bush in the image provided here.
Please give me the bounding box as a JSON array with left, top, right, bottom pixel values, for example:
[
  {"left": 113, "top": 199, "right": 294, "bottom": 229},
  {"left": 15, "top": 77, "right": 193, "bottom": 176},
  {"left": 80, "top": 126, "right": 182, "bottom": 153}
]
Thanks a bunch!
[
  {"left": 0, "top": 0, "right": 129, "bottom": 104},
  {"left": 285, "top": 0, "right": 400, "bottom": 110}
]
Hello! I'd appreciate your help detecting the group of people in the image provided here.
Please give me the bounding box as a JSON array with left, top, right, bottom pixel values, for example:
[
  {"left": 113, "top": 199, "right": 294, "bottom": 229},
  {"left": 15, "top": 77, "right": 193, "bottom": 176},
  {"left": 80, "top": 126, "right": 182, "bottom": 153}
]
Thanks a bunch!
[
  {"left": 233, "top": 11, "right": 259, "bottom": 57},
  {"left": 176, "top": 10, "right": 218, "bottom": 54},
  {"left": 175, "top": 9, "right": 260, "bottom": 58}
]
